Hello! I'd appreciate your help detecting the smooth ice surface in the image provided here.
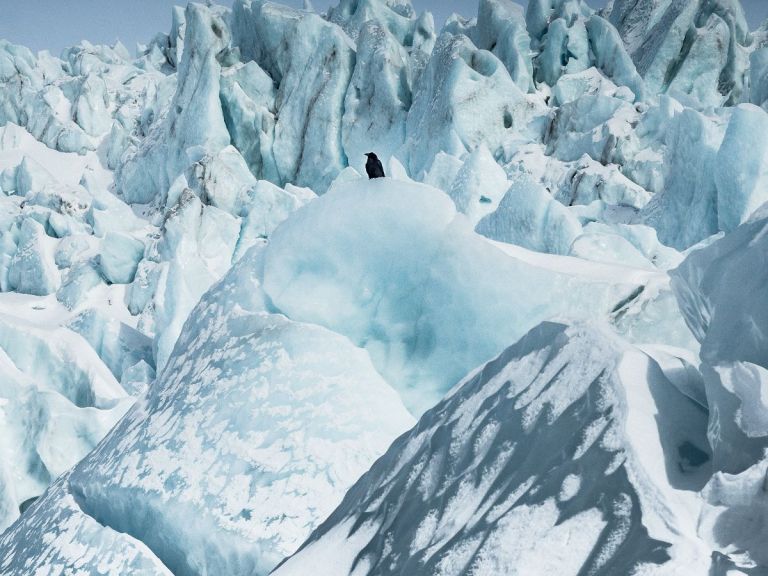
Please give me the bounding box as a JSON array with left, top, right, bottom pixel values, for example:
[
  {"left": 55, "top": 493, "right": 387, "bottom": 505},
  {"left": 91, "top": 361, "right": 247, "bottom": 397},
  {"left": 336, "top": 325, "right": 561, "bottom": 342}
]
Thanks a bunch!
[{"left": 263, "top": 179, "right": 641, "bottom": 414}]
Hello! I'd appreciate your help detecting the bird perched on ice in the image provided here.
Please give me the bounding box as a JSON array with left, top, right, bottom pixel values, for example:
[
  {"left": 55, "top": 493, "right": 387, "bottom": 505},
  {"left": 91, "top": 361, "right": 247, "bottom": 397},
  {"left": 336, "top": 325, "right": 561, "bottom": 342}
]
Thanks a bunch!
[{"left": 365, "top": 152, "right": 385, "bottom": 179}]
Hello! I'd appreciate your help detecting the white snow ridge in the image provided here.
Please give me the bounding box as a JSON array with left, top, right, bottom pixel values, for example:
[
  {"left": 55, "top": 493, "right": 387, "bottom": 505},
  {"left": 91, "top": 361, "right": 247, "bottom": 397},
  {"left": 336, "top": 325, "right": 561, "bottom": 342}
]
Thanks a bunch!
[
  {"left": 273, "top": 322, "right": 713, "bottom": 575},
  {"left": 0, "top": 0, "right": 767, "bottom": 574}
]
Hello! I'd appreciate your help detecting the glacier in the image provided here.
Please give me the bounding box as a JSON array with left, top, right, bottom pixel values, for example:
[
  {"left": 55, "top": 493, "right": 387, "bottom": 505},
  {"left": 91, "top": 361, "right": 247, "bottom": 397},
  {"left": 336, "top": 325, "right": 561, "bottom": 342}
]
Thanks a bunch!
[
  {"left": 273, "top": 322, "right": 712, "bottom": 575},
  {"left": 0, "top": 0, "right": 767, "bottom": 573},
  {"left": 0, "top": 246, "right": 414, "bottom": 575}
]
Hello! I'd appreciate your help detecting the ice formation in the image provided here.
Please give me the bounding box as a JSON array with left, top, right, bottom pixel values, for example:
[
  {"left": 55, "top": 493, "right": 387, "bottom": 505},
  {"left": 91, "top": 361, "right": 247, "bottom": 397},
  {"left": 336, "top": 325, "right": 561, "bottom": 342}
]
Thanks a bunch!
[
  {"left": 274, "top": 322, "right": 712, "bottom": 575},
  {"left": 262, "top": 179, "right": 641, "bottom": 413},
  {"left": 0, "top": 247, "right": 414, "bottom": 574},
  {"left": 0, "top": 0, "right": 767, "bottom": 572}
]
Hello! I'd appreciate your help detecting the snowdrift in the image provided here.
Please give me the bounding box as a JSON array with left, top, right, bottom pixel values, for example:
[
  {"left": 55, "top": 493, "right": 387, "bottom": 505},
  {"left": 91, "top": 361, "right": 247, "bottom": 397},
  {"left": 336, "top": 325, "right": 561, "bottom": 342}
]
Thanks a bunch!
[{"left": 274, "top": 322, "right": 712, "bottom": 575}]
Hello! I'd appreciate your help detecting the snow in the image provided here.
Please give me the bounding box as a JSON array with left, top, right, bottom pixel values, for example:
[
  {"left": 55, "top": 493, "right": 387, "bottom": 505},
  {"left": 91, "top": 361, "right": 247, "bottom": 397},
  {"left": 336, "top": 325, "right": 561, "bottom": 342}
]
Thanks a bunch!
[
  {"left": 274, "top": 322, "right": 712, "bottom": 575},
  {"left": 0, "top": 246, "right": 413, "bottom": 575},
  {"left": 699, "top": 458, "right": 768, "bottom": 572},
  {"left": 0, "top": 0, "right": 767, "bottom": 572}
]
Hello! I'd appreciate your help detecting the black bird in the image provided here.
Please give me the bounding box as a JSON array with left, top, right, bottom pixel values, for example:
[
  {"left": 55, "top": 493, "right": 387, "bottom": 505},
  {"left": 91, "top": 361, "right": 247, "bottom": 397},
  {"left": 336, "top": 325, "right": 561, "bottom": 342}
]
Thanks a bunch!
[{"left": 365, "top": 152, "right": 385, "bottom": 179}]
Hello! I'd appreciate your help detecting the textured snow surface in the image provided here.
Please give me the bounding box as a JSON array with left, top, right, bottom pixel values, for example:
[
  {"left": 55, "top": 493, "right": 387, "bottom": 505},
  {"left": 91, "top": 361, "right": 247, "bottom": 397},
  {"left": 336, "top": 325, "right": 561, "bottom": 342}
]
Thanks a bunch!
[
  {"left": 274, "top": 322, "right": 712, "bottom": 575},
  {"left": 1, "top": 0, "right": 768, "bottom": 573},
  {"left": 0, "top": 248, "right": 414, "bottom": 575}
]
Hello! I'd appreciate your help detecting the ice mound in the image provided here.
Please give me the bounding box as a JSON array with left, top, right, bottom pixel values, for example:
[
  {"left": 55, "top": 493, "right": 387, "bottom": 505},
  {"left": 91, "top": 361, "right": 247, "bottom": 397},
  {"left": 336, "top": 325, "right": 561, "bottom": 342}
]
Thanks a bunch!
[
  {"left": 446, "top": 144, "right": 510, "bottom": 227},
  {"left": 637, "top": 101, "right": 768, "bottom": 250},
  {"left": 274, "top": 321, "right": 712, "bottom": 575},
  {"left": 0, "top": 247, "right": 413, "bottom": 575},
  {"left": 476, "top": 172, "right": 582, "bottom": 255},
  {"left": 263, "top": 178, "right": 648, "bottom": 413}
]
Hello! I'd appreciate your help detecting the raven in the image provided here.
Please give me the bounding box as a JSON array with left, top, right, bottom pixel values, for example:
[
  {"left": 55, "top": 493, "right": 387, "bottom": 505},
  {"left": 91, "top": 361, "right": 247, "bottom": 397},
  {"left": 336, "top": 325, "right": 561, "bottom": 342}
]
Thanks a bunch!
[{"left": 365, "top": 152, "right": 385, "bottom": 179}]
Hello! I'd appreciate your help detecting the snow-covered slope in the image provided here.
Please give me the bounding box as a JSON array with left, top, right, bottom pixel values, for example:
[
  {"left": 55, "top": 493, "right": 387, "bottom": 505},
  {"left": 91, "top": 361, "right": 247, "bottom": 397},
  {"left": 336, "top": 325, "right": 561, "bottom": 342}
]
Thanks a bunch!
[
  {"left": 0, "top": 247, "right": 414, "bottom": 575},
  {"left": 274, "top": 321, "right": 712, "bottom": 575}
]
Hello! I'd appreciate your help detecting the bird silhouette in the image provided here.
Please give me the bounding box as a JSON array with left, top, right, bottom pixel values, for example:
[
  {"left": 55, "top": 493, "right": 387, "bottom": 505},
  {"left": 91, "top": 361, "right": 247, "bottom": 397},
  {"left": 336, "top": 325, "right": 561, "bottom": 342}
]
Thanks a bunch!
[{"left": 365, "top": 152, "right": 385, "bottom": 179}]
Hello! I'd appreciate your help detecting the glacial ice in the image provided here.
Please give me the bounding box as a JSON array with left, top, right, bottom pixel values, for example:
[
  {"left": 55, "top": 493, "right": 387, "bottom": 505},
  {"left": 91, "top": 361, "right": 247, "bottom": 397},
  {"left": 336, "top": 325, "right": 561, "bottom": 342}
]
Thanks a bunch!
[
  {"left": 0, "top": 246, "right": 414, "bottom": 575},
  {"left": 476, "top": 172, "right": 583, "bottom": 254},
  {"left": 0, "top": 298, "right": 132, "bottom": 532},
  {"left": 117, "top": 3, "right": 233, "bottom": 205},
  {"left": 342, "top": 20, "right": 412, "bottom": 176},
  {"left": 446, "top": 144, "right": 509, "bottom": 226},
  {"left": 232, "top": 0, "right": 354, "bottom": 191},
  {"left": 262, "top": 179, "right": 646, "bottom": 413},
  {"left": 715, "top": 104, "right": 768, "bottom": 232},
  {"left": 606, "top": 0, "right": 751, "bottom": 108},
  {"left": 0, "top": 0, "right": 767, "bottom": 572},
  {"left": 400, "top": 31, "right": 540, "bottom": 178},
  {"left": 667, "top": 205, "right": 768, "bottom": 571},
  {"left": 274, "top": 322, "right": 712, "bottom": 575},
  {"left": 640, "top": 106, "right": 724, "bottom": 250},
  {"left": 473, "top": 0, "right": 534, "bottom": 92},
  {"left": 672, "top": 206, "right": 768, "bottom": 475},
  {"left": 98, "top": 232, "right": 145, "bottom": 285},
  {"left": 7, "top": 219, "right": 59, "bottom": 296}
]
